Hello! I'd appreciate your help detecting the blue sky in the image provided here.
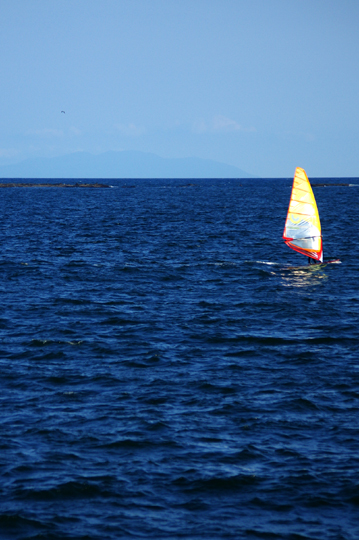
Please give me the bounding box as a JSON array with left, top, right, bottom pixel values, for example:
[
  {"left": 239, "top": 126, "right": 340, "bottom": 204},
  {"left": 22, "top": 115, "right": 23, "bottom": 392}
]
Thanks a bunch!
[{"left": 0, "top": 0, "right": 358, "bottom": 177}]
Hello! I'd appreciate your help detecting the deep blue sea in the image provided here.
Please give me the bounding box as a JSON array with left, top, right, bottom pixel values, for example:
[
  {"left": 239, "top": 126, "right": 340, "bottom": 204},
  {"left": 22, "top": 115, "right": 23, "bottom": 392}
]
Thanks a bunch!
[{"left": 1, "top": 178, "right": 358, "bottom": 540}]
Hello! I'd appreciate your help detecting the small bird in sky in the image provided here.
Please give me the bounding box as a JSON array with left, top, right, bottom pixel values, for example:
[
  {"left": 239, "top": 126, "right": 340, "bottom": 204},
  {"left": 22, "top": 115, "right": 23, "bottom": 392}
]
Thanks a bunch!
[{"left": 61, "top": 110, "right": 65, "bottom": 114}]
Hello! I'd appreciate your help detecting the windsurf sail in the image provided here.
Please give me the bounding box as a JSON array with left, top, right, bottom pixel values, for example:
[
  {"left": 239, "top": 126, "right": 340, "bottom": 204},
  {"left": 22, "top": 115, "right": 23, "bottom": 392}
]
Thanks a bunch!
[{"left": 283, "top": 167, "right": 323, "bottom": 262}]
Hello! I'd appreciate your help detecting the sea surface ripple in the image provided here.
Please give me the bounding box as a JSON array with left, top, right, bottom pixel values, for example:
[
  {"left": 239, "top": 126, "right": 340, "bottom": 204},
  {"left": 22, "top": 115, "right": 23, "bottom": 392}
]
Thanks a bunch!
[{"left": 0, "top": 178, "right": 358, "bottom": 539}]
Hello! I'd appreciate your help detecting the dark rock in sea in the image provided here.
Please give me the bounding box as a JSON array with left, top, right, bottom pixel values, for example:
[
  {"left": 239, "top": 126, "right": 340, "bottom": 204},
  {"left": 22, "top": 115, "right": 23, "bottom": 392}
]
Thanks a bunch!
[
  {"left": 0, "top": 182, "right": 111, "bottom": 188},
  {"left": 311, "top": 183, "right": 350, "bottom": 187}
]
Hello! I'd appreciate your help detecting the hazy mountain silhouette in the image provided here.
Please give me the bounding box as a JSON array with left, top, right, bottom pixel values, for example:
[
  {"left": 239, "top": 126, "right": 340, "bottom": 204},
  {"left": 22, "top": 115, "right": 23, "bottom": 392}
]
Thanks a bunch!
[{"left": 0, "top": 151, "right": 253, "bottom": 178}]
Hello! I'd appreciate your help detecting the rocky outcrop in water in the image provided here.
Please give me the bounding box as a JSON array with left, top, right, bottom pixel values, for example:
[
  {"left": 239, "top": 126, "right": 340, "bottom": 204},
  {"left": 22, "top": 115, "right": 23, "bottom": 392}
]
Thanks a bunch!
[{"left": 0, "top": 182, "right": 110, "bottom": 188}]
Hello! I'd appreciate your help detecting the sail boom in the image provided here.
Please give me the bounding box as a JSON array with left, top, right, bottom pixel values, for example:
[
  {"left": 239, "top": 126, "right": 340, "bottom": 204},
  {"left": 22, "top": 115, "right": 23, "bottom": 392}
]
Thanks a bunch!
[{"left": 283, "top": 235, "right": 322, "bottom": 241}]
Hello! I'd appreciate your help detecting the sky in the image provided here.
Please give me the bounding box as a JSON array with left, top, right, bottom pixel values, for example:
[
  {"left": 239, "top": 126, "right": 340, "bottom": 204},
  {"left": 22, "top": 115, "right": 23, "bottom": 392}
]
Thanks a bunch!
[{"left": 0, "top": 0, "right": 358, "bottom": 177}]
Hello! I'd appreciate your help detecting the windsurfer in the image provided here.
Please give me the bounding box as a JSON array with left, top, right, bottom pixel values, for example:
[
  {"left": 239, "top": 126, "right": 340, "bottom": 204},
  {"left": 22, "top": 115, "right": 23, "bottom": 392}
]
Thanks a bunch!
[{"left": 283, "top": 168, "right": 323, "bottom": 265}]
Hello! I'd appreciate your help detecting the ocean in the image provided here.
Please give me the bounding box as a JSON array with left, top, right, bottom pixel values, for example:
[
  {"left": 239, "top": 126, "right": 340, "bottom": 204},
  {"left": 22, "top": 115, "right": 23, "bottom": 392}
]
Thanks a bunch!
[{"left": 0, "top": 178, "right": 358, "bottom": 539}]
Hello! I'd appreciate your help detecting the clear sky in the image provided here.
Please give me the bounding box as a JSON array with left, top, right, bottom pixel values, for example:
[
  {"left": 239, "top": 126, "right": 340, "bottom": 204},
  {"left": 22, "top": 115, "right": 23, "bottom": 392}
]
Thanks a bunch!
[{"left": 0, "top": 0, "right": 358, "bottom": 177}]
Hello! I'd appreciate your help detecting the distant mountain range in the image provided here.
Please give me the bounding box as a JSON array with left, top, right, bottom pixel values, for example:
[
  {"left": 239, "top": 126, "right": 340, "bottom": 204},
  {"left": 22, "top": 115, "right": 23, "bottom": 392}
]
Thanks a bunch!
[{"left": 0, "top": 151, "right": 253, "bottom": 179}]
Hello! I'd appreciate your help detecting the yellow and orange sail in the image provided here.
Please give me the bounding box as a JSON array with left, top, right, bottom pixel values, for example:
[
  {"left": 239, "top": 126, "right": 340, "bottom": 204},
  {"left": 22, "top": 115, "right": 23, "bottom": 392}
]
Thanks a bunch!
[{"left": 283, "top": 167, "right": 323, "bottom": 262}]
